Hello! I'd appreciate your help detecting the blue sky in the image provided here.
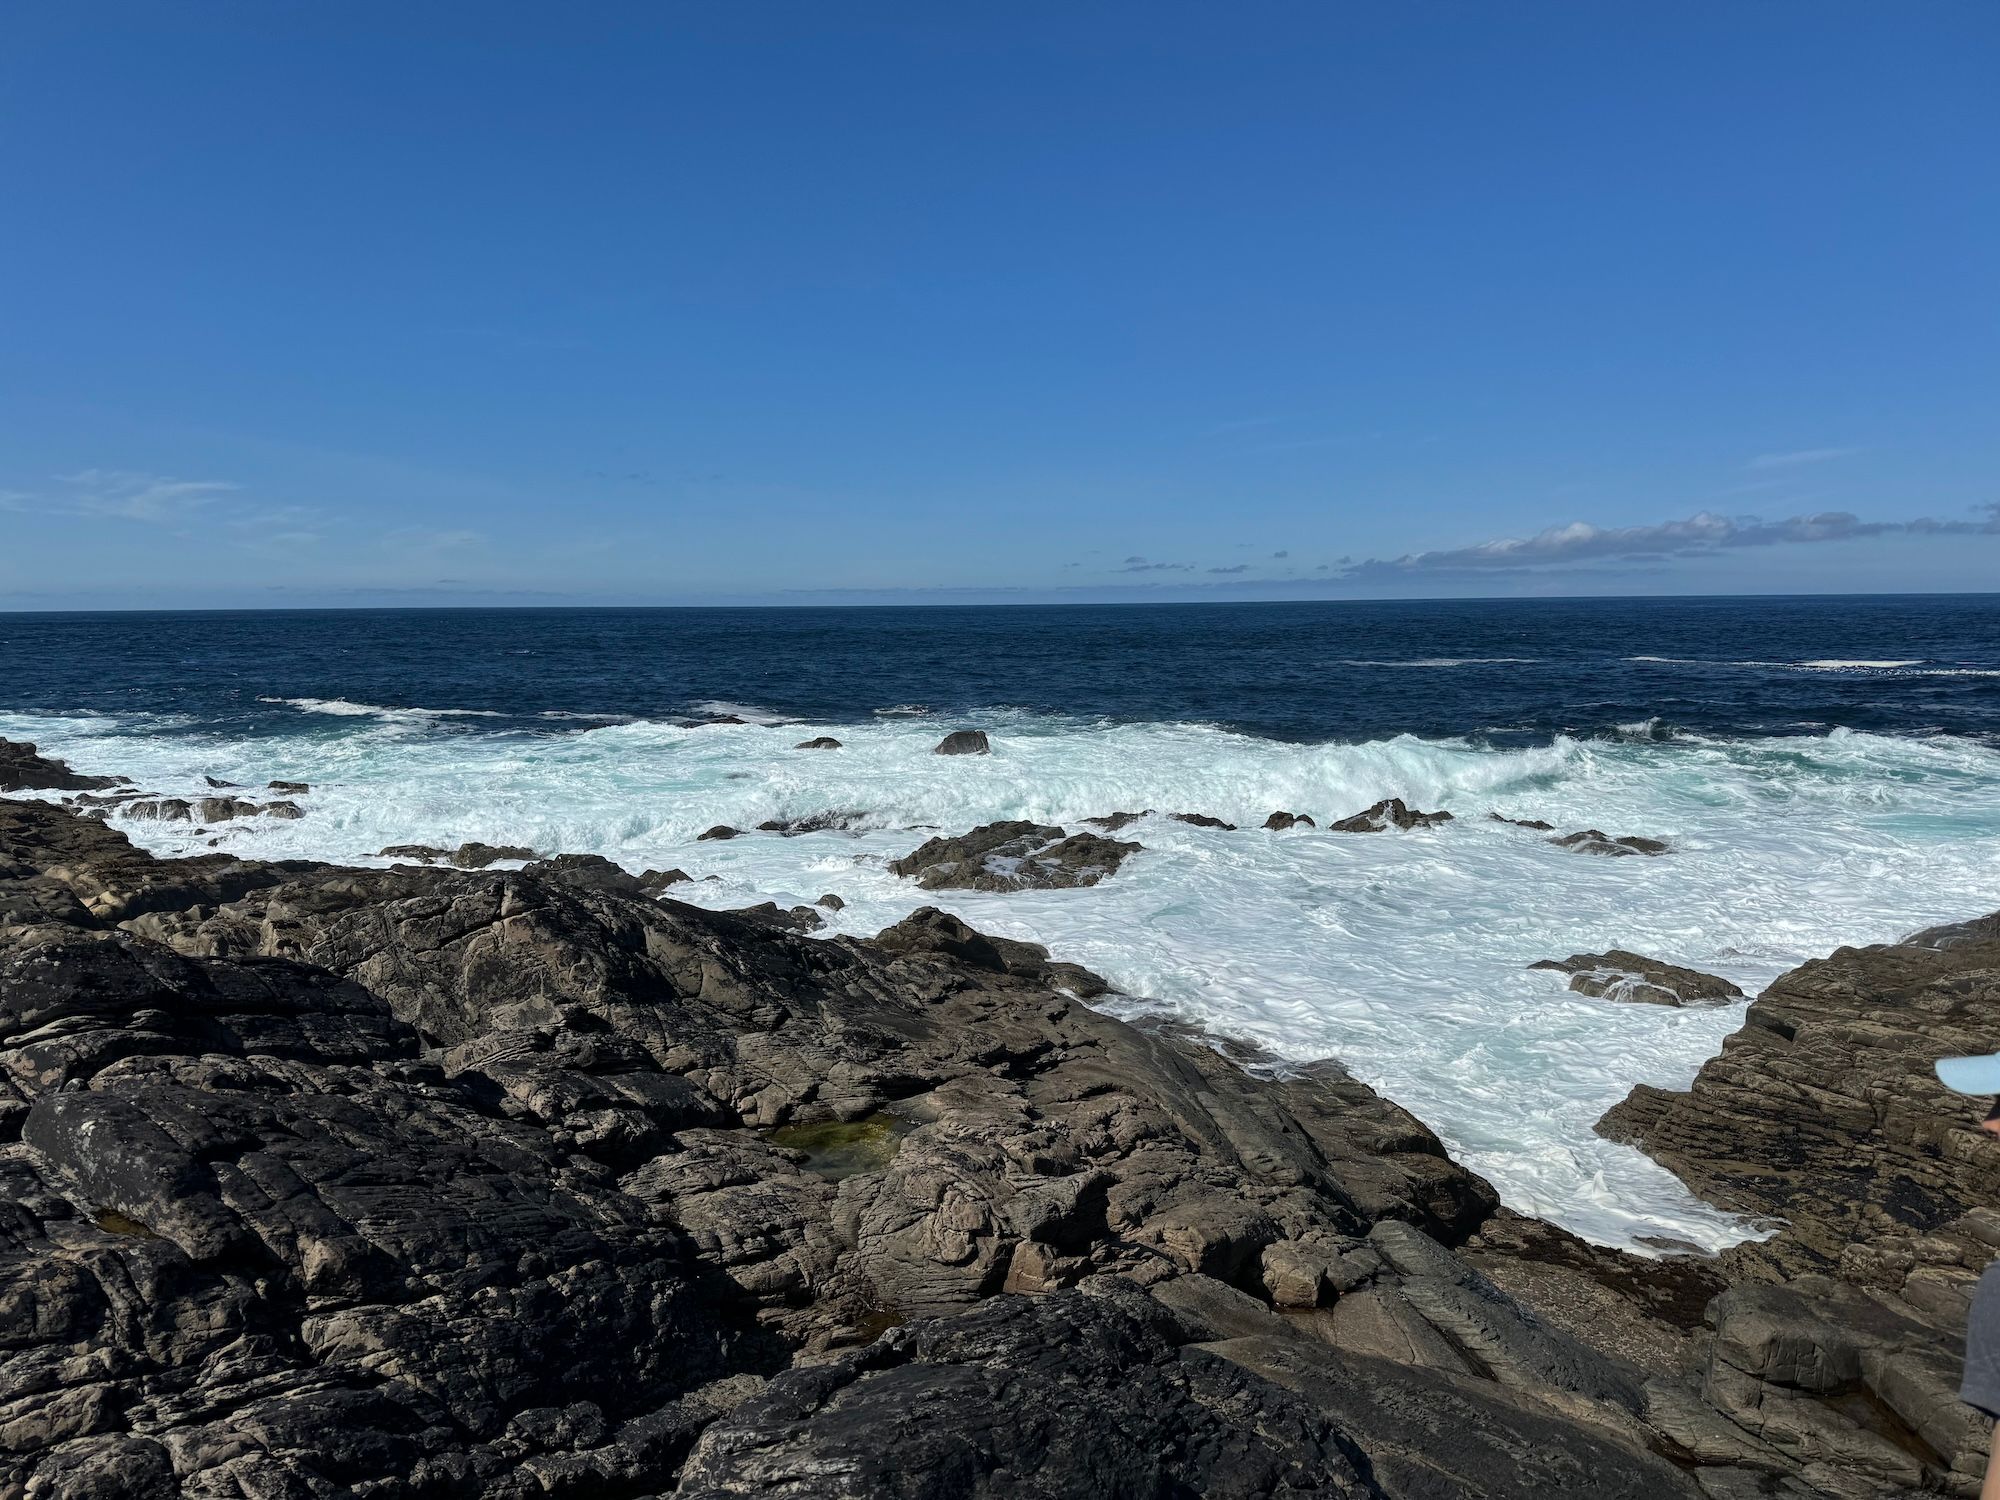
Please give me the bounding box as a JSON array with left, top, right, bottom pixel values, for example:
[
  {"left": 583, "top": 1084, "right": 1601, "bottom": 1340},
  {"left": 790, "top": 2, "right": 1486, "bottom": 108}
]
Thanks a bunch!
[{"left": 2, "top": 2, "right": 1995, "bottom": 607}]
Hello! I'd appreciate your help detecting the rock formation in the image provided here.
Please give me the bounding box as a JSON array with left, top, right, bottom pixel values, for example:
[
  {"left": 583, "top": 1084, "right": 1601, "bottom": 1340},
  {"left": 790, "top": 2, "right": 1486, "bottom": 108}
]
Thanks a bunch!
[
  {"left": 887, "top": 820, "right": 1142, "bottom": 892},
  {"left": 0, "top": 738, "right": 123, "bottom": 793},
  {"left": 1598, "top": 912, "right": 2000, "bottom": 1494},
  {"left": 933, "top": 729, "right": 990, "bottom": 755},
  {"left": 1329, "top": 797, "right": 1455, "bottom": 832}
]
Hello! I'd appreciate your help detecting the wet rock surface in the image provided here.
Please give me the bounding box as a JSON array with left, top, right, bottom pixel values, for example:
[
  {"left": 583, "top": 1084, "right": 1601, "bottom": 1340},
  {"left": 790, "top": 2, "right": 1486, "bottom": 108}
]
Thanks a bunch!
[
  {"left": 1532, "top": 949, "right": 1746, "bottom": 1007},
  {"left": 932, "top": 729, "right": 990, "bottom": 756},
  {"left": 1329, "top": 797, "right": 1455, "bottom": 832},
  {"left": 0, "top": 789, "right": 1989, "bottom": 1497},
  {"left": 792, "top": 737, "right": 842, "bottom": 751},
  {"left": 887, "top": 820, "right": 1142, "bottom": 892},
  {"left": 0, "top": 738, "right": 124, "bottom": 794},
  {"left": 1599, "top": 911, "right": 2000, "bottom": 1496},
  {"left": 1264, "top": 810, "right": 1316, "bottom": 829},
  {"left": 1552, "top": 829, "right": 1670, "bottom": 856}
]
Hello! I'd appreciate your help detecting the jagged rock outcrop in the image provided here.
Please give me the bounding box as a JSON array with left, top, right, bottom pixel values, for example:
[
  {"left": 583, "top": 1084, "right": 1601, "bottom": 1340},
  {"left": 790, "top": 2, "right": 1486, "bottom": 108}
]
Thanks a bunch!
[
  {"left": 1532, "top": 950, "right": 1745, "bottom": 1007},
  {"left": 887, "top": 820, "right": 1141, "bottom": 892},
  {"left": 1264, "top": 810, "right": 1316, "bottom": 830},
  {"left": 1, "top": 791, "right": 1986, "bottom": 1497},
  {"left": 0, "top": 738, "right": 123, "bottom": 793},
  {"left": 450, "top": 840, "right": 537, "bottom": 868},
  {"left": 755, "top": 811, "right": 867, "bottom": 836},
  {"left": 1329, "top": 798, "right": 1454, "bottom": 833}
]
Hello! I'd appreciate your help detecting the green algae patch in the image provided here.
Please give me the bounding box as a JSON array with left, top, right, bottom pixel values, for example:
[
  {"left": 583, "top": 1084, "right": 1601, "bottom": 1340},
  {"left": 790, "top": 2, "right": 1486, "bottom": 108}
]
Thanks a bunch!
[
  {"left": 766, "top": 1112, "right": 912, "bottom": 1181},
  {"left": 94, "top": 1209, "right": 159, "bottom": 1238}
]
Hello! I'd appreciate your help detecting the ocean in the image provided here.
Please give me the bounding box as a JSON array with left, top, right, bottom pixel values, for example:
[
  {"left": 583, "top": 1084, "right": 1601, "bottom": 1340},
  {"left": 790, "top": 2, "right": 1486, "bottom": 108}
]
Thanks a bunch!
[{"left": 6, "top": 595, "right": 1999, "bottom": 1252}]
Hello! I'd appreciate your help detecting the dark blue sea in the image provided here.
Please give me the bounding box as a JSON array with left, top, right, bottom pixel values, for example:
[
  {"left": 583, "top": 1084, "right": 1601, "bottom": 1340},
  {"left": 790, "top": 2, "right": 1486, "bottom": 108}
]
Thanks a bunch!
[{"left": 4, "top": 594, "right": 1999, "bottom": 744}]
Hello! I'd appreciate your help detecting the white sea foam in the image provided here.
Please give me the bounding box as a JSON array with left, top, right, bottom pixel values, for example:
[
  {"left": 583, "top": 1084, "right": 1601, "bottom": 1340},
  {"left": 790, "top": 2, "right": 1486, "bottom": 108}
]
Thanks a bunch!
[
  {"left": 259, "top": 696, "right": 506, "bottom": 720},
  {"left": 689, "top": 700, "right": 795, "bottom": 725},
  {"left": 9, "top": 707, "right": 1999, "bottom": 1253}
]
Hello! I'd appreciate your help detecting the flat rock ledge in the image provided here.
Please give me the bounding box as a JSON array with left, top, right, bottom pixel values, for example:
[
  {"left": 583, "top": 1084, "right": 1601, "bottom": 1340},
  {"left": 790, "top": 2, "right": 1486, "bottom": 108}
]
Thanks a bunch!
[{"left": 0, "top": 786, "right": 1991, "bottom": 1498}]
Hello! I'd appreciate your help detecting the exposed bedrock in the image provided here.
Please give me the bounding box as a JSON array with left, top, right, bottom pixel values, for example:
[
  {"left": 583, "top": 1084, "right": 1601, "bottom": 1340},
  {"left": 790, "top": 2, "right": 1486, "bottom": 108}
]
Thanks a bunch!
[
  {"left": 1597, "top": 911, "right": 2000, "bottom": 1496},
  {"left": 1532, "top": 949, "right": 1745, "bottom": 1008},
  {"left": 0, "top": 738, "right": 125, "bottom": 794},
  {"left": 0, "top": 793, "right": 1988, "bottom": 1496},
  {"left": 932, "top": 729, "right": 990, "bottom": 756},
  {"left": 888, "top": 819, "right": 1142, "bottom": 892}
]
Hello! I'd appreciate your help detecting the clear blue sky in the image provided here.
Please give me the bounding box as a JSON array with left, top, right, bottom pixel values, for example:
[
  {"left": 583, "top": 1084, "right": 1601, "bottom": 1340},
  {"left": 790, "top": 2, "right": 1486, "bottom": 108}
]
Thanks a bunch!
[{"left": 3, "top": 2, "right": 1995, "bottom": 607}]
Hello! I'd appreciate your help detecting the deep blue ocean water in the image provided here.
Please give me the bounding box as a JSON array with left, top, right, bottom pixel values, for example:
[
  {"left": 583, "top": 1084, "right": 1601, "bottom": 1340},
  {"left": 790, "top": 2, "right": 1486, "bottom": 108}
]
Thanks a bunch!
[{"left": 3, "top": 595, "right": 1999, "bottom": 744}]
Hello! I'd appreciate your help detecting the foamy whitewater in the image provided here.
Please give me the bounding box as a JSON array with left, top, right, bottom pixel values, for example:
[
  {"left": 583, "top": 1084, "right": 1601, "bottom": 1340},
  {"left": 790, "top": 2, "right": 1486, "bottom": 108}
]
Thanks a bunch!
[{"left": 11, "top": 701, "right": 2000, "bottom": 1254}]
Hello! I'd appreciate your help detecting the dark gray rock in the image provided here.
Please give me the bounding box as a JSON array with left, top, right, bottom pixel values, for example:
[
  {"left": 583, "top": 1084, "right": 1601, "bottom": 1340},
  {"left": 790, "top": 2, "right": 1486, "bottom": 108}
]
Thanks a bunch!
[
  {"left": 696, "top": 825, "right": 740, "bottom": 842},
  {"left": 724, "top": 901, "right": 826, "bottom": 933},
  {"left": 933, "top": 730, "right": 990, "bottom": 756},
  {"left": 793, "top": 737, "right": 842, "bottom": 750},
  {"left": 1082, "top": 810, "right": 1150, "bottom": 831},
  {"left": 1171, "top": 812, "right": 1237, "bottom": 830},
  {"left": 888, "top": 820, "right": 1141, "bottom": 892},
  {"left": 268, "top": 779, "right": 311, "bottom": 795},
  {"left": 1329, "top": 798, "right": 1454, "bottom": 833},
  {"left": 0, "top": 738, "right": 124, "bottom": 793},
  {"left": 755, "top": 810, "right": 867, "bottom": 836},
  {"left": 450, "top": 840, "right": 537, "bottom": 868},
  {"left": 1531, "top": 950, "right": 1745, "bottom": 1007},
  {"left": 378, "top": 842, "right": 449, "bottom": 862},
  {"left": 1264, "top": 810, "right": 1316, "bottom": 830}
]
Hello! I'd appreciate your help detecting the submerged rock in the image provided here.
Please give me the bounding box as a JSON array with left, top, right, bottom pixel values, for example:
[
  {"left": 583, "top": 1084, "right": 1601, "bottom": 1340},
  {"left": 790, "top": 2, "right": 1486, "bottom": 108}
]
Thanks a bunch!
[
  {"left": 815, "top": 892, "right": 845, "bottom": 910},
  {"left": 697, "top": 825, "right": 741, "bottom": 841},
  {"left": 1171, "top": 812, "right": 1237, "bottom": 830},
  {"left": 0, "top": 737, "right": 124, "bottom": 793},
  {"left": 1264, "top": 810, "right": 1316, "bottom": 830},
  {"left": 1083, "top": 809, "right": 1151, "bottom": 831},
  {"left": 1530, "top": 950, "right": 1744, "bottom": 1008},
  {"left": 268, "top": 779, "right": 311, "bottom": 794},
  {"left": 1551, "top": 829, "right": 1669, "bottom": 856},
  {"left": 887, "top": 820, "right": 1141, "bottom": 892},
  {"left": 1489, "top": 812, "right": 1556, "bottom": 831},
  {"left": 1329, "top": 797, "right": 1455, "bottom": 833},
  {"left": 755, "top": 810, "right": 868, "bottom": 836},
  {"left": 379, "top": 842, "right": 450, "bottom": 862},
  {"left": 203, "top": 774, "right": 239, "bottom": 789},
  {"left": 125, "top": 797, "right": 194, "bottom": 821},
  {"left": 451, "top": 840, "right": 537, "bottom": 868},
  {"left": 933, "top": 729, "right": 991, "bottom": 755},
  {"left": 793, "top": 736, "right": 843, "bottom": 750}
]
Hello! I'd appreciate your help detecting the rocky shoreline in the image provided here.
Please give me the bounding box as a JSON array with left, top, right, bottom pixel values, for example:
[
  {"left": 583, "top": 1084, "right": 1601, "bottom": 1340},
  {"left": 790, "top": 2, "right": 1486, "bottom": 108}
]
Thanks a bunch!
[{"left": 3, "top": 740, "right": 1998, "bottom": 1497}]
